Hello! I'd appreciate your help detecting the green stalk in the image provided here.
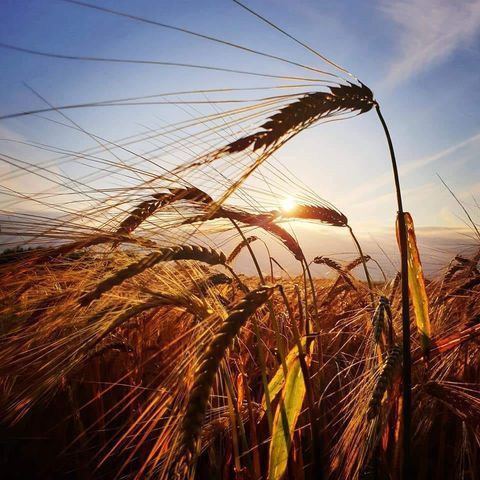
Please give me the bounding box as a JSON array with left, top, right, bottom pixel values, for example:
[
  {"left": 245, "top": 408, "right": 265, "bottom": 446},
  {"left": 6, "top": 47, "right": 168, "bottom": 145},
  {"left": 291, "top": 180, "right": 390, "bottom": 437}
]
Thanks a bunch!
[{"left": 375, "top": 103, "right": 411, "bottom": 479}]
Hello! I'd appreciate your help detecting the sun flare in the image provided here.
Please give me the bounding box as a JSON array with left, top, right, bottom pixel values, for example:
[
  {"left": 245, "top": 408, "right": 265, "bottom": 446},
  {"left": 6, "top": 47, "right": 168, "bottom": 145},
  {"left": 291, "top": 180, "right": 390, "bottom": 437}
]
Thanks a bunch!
[{"left": 280, "top": 197, "right": 297, "bottom": 212}]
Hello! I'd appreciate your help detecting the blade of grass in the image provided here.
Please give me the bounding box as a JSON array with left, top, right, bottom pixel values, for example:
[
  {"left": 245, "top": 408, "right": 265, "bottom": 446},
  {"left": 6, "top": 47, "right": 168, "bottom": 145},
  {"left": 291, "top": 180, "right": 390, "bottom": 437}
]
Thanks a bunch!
[
  {"left": 396, "top": 212, "right": 431, "bottom": 357},
  {"left": 268, "top": 339, "right": 315, "bottom": 480}
]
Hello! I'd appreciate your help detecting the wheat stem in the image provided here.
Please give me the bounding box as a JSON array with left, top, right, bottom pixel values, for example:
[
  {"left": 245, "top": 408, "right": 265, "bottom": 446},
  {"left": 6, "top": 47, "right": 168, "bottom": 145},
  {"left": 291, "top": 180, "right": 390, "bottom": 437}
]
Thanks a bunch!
[{"left": 375, "top": 103, "right": 411, "bottom": 479}]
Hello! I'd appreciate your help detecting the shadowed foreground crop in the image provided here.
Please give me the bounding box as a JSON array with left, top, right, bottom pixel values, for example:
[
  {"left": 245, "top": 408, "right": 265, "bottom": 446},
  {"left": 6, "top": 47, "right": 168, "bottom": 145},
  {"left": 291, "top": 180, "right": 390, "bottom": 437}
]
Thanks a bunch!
[{"left": 0, "top": 244, "right": 479, "bottom": 479}]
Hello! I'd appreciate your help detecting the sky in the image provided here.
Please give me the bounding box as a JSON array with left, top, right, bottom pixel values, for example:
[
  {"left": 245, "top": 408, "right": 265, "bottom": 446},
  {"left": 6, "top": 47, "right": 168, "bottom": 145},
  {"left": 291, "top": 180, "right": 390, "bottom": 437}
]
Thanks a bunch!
[{"left": 1, "top": 0, "right": 480, "bottom": 277}]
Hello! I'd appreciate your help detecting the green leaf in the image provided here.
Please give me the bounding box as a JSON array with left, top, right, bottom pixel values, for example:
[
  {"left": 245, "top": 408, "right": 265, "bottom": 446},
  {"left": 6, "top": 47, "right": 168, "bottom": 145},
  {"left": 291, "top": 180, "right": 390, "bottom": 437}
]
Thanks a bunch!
[
  {"left": 261, "top": 338, "right": 307, "bottom": 415},
  {"left": 268, "top": 340, "right": 313, "bottom": 480},
  {"left": 397, "top": 212, "right": 431, "bottom": 355}
]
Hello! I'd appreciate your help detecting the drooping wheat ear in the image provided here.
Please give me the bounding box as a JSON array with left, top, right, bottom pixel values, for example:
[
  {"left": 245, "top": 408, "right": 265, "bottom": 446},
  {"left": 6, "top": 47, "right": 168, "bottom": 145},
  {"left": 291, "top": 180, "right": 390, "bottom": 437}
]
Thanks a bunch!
[
  {"left": 117, "top": 187, "right": 213, "bottom": 235},
  {"left": 174, "top": 286, "right": 274, "bottom": 477},
  {"left": 313, "top": 255, "right": 343, "bottom": 273},
  {"left": 372, "top": 296, "right": 390, "bottom": 344},
  {"left": 280, "top": 204, "right": 348, "bottom": 227},
  {"left": 219, "top": 82, "right": 374, "bottom": 155},
  {"left": 443, "top": 258, "right": 464, "bottom": 284},
  {"left": 79, "top": 245, "right": 226, "bottom": 306},
  {"left": 345, "top": 255, "right": 371, "bottom": 272},
  {"left": 367, "top": 344, "right": 402, "bottom": 420},
  {"left": 454, "top": 255, "right": 472, "bottom": 266},
  {"left": 227, "top": 235, "right": 259, "bottom": 263},
  {"left": 383, "top": 297, "right": 394, "bottom": 345},
  {"left": 468, "top": 249, "right": 480, "bottom": 275},
  {"left": 261, "top": 220, "right": 304, "bottom": 260},
  {"left": 443, "top": 255, "right": 479, "bottom": 288},
  {"left": 192, "top": 207, "right": 304, "bottom": 260},
  {"left": 220, "top": 209, "right": 303, "bottom": 260}
]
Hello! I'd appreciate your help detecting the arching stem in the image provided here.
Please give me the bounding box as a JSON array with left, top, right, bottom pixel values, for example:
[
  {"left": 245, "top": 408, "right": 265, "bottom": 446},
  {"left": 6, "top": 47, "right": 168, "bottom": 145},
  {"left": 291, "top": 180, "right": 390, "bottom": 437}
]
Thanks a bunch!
[{"left": 375, "top": 103, "right": 411, "bottom": 479}]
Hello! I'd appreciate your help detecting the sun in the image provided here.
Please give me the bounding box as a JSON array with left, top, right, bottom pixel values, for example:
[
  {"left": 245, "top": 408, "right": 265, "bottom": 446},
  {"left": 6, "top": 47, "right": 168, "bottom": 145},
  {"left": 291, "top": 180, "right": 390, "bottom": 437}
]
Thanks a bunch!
[{"left": 280, "top": 196, "right": 297, "bottom": 213}]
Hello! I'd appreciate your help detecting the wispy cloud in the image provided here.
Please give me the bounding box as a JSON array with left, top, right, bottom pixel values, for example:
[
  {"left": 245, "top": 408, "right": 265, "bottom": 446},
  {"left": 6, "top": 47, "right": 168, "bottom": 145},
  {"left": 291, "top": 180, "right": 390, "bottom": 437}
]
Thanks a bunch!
[
  {"left": 380, "top": 0, "right": 480, "bottom": 86},
  {"left": 344, "top": 129, "right": 480, "bottom": 204}
]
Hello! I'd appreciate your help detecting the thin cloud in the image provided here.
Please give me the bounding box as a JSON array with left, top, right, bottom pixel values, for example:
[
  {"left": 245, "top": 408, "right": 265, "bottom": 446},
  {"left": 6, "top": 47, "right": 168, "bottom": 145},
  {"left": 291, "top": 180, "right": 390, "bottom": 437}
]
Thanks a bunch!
[
  {"left": 344, "top": 129, "right": 480, "bottom": 203},
  {"left": 380, "top": 0, "right": 480, "bottom": 86}
]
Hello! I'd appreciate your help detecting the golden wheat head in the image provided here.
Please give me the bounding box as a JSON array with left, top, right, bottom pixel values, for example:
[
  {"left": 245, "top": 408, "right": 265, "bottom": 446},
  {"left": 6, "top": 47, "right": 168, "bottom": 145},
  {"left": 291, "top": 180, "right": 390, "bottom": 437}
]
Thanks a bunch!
[
  {"left": 173, "top": 285, "right": 274, "bottom": 476},
  {"left": 80, "top": 245, "right": 226, "bottom": 306}
]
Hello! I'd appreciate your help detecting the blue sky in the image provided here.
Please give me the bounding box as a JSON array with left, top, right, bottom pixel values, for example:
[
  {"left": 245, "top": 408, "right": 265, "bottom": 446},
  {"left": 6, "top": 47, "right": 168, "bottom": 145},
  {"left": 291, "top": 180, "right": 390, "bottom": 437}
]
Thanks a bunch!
[{"left": 1, "top": 0, "right": 480, "bottom": 275}]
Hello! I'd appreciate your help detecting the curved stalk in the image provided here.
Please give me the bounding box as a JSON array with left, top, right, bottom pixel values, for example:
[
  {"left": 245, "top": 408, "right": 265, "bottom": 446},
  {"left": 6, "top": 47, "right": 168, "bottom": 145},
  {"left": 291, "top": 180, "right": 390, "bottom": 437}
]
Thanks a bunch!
[{"left": 375, "top": 103, "right": 411, "bottom": 479}]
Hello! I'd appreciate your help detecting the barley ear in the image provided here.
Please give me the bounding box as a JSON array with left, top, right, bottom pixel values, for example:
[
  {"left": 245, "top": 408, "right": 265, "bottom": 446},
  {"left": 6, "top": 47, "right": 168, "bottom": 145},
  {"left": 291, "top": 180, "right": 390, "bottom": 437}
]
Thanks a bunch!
[
  {"left": 227, "top": 236, "right": 258, "bottom": 263},
  {"left": 367, "top": 344, "right": 402, "bottom": 420},
  {"left": 173, "top": 286, "right": 274, "bottom": 477},
  {"left": 372, "top": 297, "right": 388, "bottom": 344},
  {"left": 80, "top": 245, "right": 226, "bottom": 306}
]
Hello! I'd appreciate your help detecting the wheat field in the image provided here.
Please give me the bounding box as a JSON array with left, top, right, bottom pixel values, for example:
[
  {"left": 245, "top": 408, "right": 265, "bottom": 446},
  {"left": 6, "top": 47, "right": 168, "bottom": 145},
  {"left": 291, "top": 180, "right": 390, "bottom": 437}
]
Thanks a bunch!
[{"left": 0, "top": 2, "right": 479, "bottom": 479}]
